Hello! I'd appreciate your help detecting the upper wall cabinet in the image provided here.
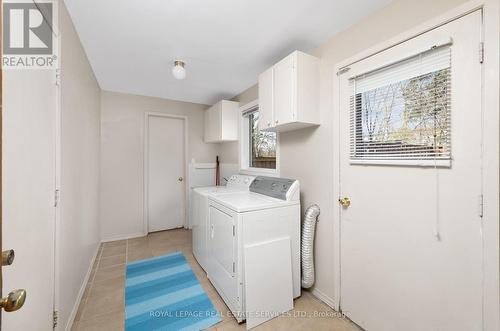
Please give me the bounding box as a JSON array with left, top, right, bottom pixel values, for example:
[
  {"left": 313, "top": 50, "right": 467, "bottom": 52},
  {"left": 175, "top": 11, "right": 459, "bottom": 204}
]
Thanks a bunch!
[
  {"left": 258, "top": 50, "right": 320, "bottom": 132},
  {"left": 204, "top": 100, "right": 239, "bottom": 143}
]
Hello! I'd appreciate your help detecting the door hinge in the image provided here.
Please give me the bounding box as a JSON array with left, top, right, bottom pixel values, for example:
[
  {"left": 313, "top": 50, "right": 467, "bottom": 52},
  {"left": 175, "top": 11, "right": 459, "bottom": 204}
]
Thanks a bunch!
[
  {"left": 232, "top": 225, "right": 235, "bottom": 236},
  {"left": 55, "top": 68, "right": 61, "bottom": 86},
  {"left": 53, "top": 310, "right": 58, "bottom": 329},
  {"left": 478, "top": 194, "right": 484, "bottom": 218},
  {"left": 54, "top": 189, "right": 60, "bottom": 207},
  {"left": 479, "top": 42, "right": 484, "bottom": 64}
]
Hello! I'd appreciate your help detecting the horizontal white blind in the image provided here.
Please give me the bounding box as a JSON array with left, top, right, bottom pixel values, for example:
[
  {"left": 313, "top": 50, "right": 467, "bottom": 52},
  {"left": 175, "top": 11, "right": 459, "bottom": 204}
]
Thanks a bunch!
[
  {"left": 242, "top": 105, "right": 259, "bottom": 117},
  {"left": 349, "top": 45, "right": 452, "bottom": 164}
]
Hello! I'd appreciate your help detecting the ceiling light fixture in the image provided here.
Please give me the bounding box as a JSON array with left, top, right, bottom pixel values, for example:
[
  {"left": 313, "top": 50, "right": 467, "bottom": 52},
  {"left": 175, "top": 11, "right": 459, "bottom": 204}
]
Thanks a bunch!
[{"left": 172, "top": 60, "right": 186, "bottom": 80}]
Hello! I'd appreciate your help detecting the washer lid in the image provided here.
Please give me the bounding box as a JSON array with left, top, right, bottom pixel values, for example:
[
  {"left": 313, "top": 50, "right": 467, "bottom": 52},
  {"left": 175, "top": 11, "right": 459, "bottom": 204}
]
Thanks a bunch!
[{"left": 210, "top": 192, "right": 299, "bottom": 213}]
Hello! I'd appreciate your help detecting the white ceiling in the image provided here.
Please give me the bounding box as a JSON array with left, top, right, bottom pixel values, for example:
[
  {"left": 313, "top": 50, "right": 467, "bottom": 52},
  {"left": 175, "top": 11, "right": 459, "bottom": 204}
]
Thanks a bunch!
[{"left": 64, "top": 0, "right": 390, "bottom": 105}]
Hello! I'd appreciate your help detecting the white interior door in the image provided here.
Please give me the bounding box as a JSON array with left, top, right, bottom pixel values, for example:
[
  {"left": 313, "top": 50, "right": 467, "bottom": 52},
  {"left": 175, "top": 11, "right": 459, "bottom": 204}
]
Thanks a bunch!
[
  {"left": 338, "top": 11, "right": 483, "bottom": 331},
  {"left": 147, "top": 114, "right": 185, "bottom": 232},
  {"left": 3, "top": 69, "right": 57, "bottom": 329}
]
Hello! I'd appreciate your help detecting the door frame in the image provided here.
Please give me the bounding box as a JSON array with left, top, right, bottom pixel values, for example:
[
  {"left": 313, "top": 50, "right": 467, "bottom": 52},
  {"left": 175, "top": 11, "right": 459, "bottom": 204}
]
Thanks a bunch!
[
  {"left": 332, "top": 0, "right": 499, "bottom": 329},
  {"left": 143, "top": 112, "right": 189, "bottom": 235}
]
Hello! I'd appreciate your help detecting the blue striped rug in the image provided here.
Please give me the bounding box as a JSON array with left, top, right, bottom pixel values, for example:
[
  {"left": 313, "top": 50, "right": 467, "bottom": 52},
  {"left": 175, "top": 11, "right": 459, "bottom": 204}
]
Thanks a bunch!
[{"left": 125, "top": 251, "right": 222, "bottom": 331}]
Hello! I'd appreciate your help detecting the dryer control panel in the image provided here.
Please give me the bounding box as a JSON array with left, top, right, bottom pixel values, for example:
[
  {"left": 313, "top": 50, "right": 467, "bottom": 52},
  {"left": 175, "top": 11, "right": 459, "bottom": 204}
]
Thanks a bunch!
[{"left": 250, "top": 176, "right": 299, "bottom": 201}]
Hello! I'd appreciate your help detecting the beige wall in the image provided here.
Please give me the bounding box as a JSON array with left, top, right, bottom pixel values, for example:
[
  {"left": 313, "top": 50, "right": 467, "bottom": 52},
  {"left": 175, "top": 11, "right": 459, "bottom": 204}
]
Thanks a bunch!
[
  {"left": 59, "top": 2, "right": 102, "bottom": 329},
  {"left": 226, "top": 0, "right": 472, "bottom": 305},
  {"left": 100, "top": 91, "right": 218, "bottom": 241}
]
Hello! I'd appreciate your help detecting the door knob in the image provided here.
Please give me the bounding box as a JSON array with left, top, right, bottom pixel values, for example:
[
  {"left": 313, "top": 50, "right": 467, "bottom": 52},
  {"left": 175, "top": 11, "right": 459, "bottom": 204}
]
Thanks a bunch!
[
  {"left": 178, "top": 177, "right": 184, "bottom": 182},
  {"left": 339, "top": 197, "right": 351, "bottom": 207},
  {"left": 0, "top": 289, "right": 26, "bottom": 312},
  {"left": 2, "top": 249, "right": 15, "bottom": 266}
]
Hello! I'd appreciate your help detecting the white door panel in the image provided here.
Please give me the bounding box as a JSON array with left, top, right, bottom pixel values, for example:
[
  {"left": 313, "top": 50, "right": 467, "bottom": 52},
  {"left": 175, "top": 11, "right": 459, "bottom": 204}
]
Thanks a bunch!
[
  {"left": 192, "top": 192, "right": 201, "bottom": 258},
  {"left": 192, "top": 191, "right": 208, "bottom": 270},
  {"left": 3, "top": 69, "right": 56, "bottom": 330},
  {"left": 244, "top": 237, "right": 293, "bottom": 329},
  {"left": 339, "top": 11, "right": 483, "bottom": 331},
  {"left": 209, "top": 206, "right": 234, "bottom": 277},
  {"left": 208, "top": 205, "right": 237, "bottom": 305},
  {"left": 147, "top": 115, "right": 185, "bottom": 232}
]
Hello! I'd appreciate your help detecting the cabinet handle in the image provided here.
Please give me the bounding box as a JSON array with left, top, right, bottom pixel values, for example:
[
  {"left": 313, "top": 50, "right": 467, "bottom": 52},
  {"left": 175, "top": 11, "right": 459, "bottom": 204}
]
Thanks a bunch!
[
  {"left": 267, "top": 122, "right": 271, "bottom": 127},
  {"left": 275, "top": 120, "right": 279, "bottom": 124}
]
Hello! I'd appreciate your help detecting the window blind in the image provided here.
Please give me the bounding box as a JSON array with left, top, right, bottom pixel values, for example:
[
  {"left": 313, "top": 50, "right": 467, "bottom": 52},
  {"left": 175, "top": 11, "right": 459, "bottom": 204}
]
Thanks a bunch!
[
  {"left": 349, "top": 45, "right": 452, "bottom": 165},
  {"left": 242, "top": 105, "right": 259, "bottom": 117}
]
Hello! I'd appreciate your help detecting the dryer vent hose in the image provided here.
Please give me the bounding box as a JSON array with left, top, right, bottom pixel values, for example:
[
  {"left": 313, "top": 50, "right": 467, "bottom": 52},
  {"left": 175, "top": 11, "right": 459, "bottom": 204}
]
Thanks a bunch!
[{"left": 301, "top": 204, "right": 320, "bottom": 289}]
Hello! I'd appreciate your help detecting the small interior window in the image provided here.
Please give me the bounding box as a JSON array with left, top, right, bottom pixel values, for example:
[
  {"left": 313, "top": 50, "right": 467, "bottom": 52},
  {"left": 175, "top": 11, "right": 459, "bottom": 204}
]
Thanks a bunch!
[{"left": 248, "top": 111, "right": 277, "bottom": 169}]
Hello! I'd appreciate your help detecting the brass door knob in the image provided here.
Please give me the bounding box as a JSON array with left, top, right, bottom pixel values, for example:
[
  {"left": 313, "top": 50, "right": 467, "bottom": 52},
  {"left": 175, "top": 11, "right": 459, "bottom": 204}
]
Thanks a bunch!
[
  {"left": 0, "top": 289, "right": 26, "bottom": 312},
  {"left": 178, "top": 177, "right": 184, "bottom": 182},
  {"left": 339, "top": 197, "right": 351, "bottom": 207},
  {"left": 2, "top": 249, "right": 15, "bottom": 266}
]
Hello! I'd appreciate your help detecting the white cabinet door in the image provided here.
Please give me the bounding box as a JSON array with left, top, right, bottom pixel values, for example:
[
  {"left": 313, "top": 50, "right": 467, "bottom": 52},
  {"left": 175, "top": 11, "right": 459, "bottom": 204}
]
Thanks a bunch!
[
  {"left": 257, "top": 51, "right": 319, "bottom": 132},
  {"left": 273, "top": 54, "right": 295, "bottom": 126},
  {"left": 204, "top": 101, "right": 239, "bottom": 142},
  {"left": 220, "top": 101, "right": 239, "bottom": 141},
  {"left": 204, "top": 104, "right": 221, "bottom": 142},
  {"left": 258, "top": 67, "right": 273, "bottom": 131}
]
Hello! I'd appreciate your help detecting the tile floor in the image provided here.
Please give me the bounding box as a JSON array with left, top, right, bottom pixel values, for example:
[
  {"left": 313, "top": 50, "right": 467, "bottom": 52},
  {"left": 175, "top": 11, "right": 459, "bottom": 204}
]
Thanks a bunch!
[{"left": 72, "top": 229, "right": 361, "bottom": 331}]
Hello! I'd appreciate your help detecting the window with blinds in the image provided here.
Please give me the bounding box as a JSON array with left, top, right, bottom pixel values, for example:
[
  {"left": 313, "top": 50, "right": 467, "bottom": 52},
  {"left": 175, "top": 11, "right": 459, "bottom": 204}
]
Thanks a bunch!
[{"left": 349, "top": 44, "right": 452, "bottom": 166}]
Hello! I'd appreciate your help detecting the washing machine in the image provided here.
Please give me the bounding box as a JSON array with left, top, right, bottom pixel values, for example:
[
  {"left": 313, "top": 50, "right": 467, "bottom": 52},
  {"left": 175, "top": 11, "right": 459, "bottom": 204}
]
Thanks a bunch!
[
  {"left": 206, "top": 176, "right": 301, "bottom": 329},
  {"left": 191, "top": 174, "right": 255, "bottom": 271}
]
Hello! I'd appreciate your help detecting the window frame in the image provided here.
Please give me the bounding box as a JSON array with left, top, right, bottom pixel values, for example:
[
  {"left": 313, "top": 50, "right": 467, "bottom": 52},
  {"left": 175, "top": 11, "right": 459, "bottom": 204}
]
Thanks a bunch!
[
  {"left": 348, "top": 43, "right": 452, "bottom": 167},
  {"left": 238, "top": 100, "right": 280, "bottom": 176}
]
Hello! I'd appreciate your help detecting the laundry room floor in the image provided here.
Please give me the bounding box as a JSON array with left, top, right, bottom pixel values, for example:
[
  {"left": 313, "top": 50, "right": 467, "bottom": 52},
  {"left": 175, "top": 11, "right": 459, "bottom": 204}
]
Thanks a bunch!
[{"left": 71, "top": 229, "right": 361, "bottom": 331}]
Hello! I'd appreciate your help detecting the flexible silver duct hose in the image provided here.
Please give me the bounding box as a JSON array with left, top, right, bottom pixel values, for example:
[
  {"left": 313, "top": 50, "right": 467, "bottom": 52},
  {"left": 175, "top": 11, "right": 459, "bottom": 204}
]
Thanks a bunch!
[{"left": 301, "top": 204, "right": 320, "bottom": 288}]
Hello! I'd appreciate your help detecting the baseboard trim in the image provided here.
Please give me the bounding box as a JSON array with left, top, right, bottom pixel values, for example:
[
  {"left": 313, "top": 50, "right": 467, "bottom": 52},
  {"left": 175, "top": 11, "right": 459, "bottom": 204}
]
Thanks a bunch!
[
  {"left": 65, "top": 244, "right": 100, "bottom": 331},
  {"left": 101, "top": 232, "right": 145, "bottom": 243},
  {"left": 311, "top": 287, "right": 336, "bottom": 310}
]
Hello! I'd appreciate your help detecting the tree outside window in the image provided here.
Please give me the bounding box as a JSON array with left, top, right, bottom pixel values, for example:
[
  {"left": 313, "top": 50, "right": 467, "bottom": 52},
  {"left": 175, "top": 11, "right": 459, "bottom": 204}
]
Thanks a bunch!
[
  {"left": 249, "top": 112, "right": 276, "bottom": 169},
  {"left": 354, "top": 67, "right": 450, "bottom": 160}
]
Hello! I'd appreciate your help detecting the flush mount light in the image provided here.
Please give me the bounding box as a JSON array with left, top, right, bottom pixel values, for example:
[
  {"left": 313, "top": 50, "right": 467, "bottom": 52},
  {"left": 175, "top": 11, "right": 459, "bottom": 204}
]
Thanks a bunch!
[{"left": 172, "top": 60, "right": 186, "bottom": 80}]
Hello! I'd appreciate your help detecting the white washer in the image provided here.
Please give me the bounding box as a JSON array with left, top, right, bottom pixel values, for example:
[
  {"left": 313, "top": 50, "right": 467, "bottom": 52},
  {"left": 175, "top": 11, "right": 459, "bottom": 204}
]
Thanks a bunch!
[
  {"left": 206, "top": 176, "right": 300, "bottom": 329},
  {"left": 191, "top": 175, "right": 255, "bottom": 271}
]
